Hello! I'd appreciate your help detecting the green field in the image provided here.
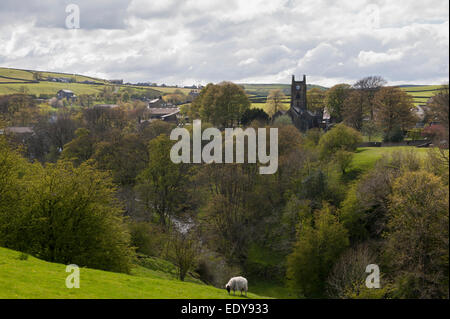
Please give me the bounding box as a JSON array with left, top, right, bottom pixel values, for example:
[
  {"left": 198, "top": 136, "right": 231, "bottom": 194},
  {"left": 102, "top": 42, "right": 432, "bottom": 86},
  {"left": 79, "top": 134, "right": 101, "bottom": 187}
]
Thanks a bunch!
[
  {"left": 399, "top": 85, "right": 446, "bottom": 107},
  {"left": 0, "top": 67, "right": 190, "bottom": 97},
  {"left": 0, "top": 81, "right": 108, "bottom": 96},
  {"left": 351, "top": 146, "right": 429, "bottom": 173},
  {"left": 0, "top": 247, "right": 268, "bottom": 299}
]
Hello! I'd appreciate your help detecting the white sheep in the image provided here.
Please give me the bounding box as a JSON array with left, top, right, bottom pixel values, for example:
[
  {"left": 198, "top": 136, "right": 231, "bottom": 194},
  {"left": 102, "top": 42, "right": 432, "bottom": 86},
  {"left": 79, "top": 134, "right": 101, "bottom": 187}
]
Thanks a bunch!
[{"left": 225, "top": 276, "right": 248, "bottom": 296}]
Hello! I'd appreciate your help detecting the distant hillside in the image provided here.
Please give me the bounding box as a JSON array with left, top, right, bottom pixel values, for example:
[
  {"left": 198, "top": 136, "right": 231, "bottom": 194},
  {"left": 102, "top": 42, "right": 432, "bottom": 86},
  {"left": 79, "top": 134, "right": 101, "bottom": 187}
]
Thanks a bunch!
[
  {"left": 397, "top": 84, "right": 446, "bottom": 107},
  {"left": 241, "top": 83, "right": 327, "bottom": 97},
  {"left": 0, "top": 67, "right": 177, "bottom": 97},
  {"left": 0, "top": 246, "right": 267, "bottom": 299}
]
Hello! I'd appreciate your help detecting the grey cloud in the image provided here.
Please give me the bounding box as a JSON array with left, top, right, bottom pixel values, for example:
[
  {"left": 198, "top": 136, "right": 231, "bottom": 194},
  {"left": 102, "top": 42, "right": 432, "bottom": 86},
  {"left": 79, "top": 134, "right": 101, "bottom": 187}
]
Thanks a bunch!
[{"left": 0, "top": 0, "right": 448, "bottom": 86}]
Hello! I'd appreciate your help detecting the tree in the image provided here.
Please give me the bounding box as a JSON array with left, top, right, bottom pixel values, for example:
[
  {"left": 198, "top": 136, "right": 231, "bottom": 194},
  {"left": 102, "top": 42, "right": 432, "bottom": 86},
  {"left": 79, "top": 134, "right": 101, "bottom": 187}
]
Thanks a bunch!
[
  {"left": 343, "top": 89, "right": 369, "bottom": 131},
  {"left": 318, "top": 123, "right": 362, "bottom": 159},
  {"left": 135, "top": 134, "right": 187, "bottom": 229},
  {"left": 240, "top": 108, "right": 269, "bottom": 126},
  {"left": 61, "top": 128, "right": 95, "bottom": 166},
  {"left": 168, "top": 231, "right": 200, "bottom": 281},
  {"left": 373, "top": 87, "right": 417, "bottom": 142},
  {"left": 326, "top": 243, "right": 379, "bottom": 298},
  {"left": 93, "top": 132, "right": 149, "bottom": 186},
  {"left": 334, "top": 150, "right": 353, "bottom": 174},
  {"left": 353, "top": 76, "right": 387, "bottom": 120},
  {"left": 307, "top": 88, "right": 326, "bottom": 116},
  {"left": 326, "top": 84, "right": 351, "bottom": 123},
  {"left": 427, "top": 85, "right": 449, "bottom": 145},
  {"left": 266, "top": 89, "right": 286, "bottom": 116},
  {"left": 286, "top": 204, "right": 349, "bottom": 297},
  {"left": 385, "top": 170, "right": 449, "bottom": 298},
  {"left": 361, "top": 121, "right": 380, "bottom": 142},
  {"left": 191, "top": 82, "right": 250, "bottom": 127},
  {"left": 0, "top": 153, "right": 134, "bottom": 273}
]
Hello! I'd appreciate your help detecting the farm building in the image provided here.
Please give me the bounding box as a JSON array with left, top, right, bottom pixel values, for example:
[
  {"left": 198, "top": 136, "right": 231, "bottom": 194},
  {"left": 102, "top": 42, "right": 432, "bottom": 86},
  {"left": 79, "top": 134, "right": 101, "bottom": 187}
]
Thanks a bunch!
[
  {"left": 148, "top": 97, "right": 165, "bottom": 108},
  {"left": 57, "top": 89, "right": 76, "bottom": 100},
  {"left": 144, "top": 107, "right": 180, "bottom": 123}
]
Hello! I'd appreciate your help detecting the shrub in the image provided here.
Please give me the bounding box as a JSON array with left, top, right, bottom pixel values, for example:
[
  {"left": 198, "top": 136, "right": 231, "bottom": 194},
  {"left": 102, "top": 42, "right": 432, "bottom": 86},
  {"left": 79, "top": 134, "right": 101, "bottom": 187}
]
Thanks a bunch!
[
  {"left": 0, "top": 151, "right": 134, "bottom": 273},
  {"left": 318, "top": 124, "right": 362, "bottom": 159}
]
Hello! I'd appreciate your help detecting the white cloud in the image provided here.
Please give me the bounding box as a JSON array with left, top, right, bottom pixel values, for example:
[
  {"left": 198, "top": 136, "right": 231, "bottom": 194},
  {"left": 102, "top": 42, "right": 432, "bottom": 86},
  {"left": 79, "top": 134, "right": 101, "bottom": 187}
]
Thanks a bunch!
[
  {"left": 357, "top": 50, "right": 404, "bottom": 66},
  {"left": 0, "top": 0, "right": 448, "bottom": 86}
]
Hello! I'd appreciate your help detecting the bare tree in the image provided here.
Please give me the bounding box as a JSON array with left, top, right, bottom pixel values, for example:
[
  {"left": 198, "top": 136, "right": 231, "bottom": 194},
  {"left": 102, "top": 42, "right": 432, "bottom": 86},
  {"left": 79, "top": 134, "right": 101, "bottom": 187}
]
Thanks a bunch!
[
  {"left": 353, "top": 76, "right": 387, "bottom": 120},
  {"left": 168, "top": 230, "right": 200, "bottom": 281},
  {"left": 266, "top": 89, "right": 286, "bottom": 116},
  {"left": 327, "top": 243, "right": 378, "bottom": 298}
]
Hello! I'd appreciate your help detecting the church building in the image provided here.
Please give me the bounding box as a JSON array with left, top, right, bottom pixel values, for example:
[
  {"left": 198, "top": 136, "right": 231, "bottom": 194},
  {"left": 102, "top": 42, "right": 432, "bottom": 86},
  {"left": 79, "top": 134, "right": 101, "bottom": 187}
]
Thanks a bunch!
[{"left": 287, "top": 75, "right": 322, "bottom": 132}]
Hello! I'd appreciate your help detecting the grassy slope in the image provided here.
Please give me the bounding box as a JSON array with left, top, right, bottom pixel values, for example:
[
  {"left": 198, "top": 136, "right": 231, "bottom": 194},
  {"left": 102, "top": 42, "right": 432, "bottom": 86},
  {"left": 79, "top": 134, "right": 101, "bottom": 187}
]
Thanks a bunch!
[
  {"left": 351, "top": 146, "right": 429, "bottom": 173},
  {"left": 0, "top": 247, "right": 267, "bottom": 299}
]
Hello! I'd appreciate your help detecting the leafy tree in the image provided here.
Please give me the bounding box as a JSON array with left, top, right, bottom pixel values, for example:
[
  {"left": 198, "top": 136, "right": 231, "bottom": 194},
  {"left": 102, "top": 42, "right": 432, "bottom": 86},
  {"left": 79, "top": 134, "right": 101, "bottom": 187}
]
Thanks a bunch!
[
  {"left": 326, "top": 84, "right": 351, "bottom": 123},
  {"left": 307, "top": 88, "right": 326, "bottom": 116},
  {"left": 135, "top": 134, "right": 187, "bottom": 229},
  {"left": 385, "top": 170, "right": 449, "bottom": 298},
  {"left": 361, "top": 121, "right": 380, "bottom": 142},
  {"left": 191, "top": 82, "right": 250, "bottom": 127},
  {"left": 286, "top": 204, "right": 349, "bottom": 297},
  {"left": 273, "top": 114, "right": 293, "bottom": 126},
  {"left": 61, "top": 128, "right": 95, "bottom": 166},
  {"left": 0, "top": 151, "right": 134, "bottom": 273},
  {"left": 240, "top": 108, "right": 269, "bottom": 126},
  {"left": 318, "top": 123, "right": 362, "bottom": 159},
  {"left": 334, "top": 150, "right": 353, "bottom": 174},
  {"left": 343, "top": 89, "right": 369, "bottom": 131},
  {"left": 93, "top": 132, "right": 149, "bottom": 186},
  {"left": 373, "top": 87, "right": 417, "bottom": 142},
  {"left": 427, "top": 85, "right": 449, "bottom": 145}
]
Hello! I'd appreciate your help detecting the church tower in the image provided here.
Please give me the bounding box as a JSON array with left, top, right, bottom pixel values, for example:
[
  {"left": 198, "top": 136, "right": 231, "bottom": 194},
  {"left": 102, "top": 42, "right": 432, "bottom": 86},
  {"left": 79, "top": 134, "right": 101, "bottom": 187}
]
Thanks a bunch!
[{"left": 290, "top": 74, "right": 307, "bottom": 112}]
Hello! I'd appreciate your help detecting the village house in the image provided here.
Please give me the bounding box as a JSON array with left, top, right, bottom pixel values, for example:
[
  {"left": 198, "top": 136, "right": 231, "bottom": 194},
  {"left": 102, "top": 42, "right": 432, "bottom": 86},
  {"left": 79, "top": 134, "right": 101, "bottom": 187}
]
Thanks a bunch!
[
  {"left": 57, "top": 89, "right": 76, "bottom": 100},
  {"left": 143, "top": 107, "right": 180, "bottom": 124},
  {"left": 148, "top": 96, "right": 165, "bottom": 108}
]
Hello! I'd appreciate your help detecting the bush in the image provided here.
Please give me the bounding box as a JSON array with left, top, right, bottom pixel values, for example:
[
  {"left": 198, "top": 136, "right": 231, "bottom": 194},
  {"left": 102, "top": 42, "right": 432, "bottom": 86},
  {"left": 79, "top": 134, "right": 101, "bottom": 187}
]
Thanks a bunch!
[
  {"left": 383, "top": 126, "right": 404, "bottom": 142},
  {"left": 273, "top": 114, "right": 293, "bottom": 126},
  {"left": 129, "top": 222, "right": 167, "bottom": 257},
  {"left": 0, "top": 148, "right": 134, "bottom": 273},
  {"left": 318, "top": 124, "right": 362, "bottom": 159},
  {"left": 286, "top": 204, "right": 349, "bottom": 297}
]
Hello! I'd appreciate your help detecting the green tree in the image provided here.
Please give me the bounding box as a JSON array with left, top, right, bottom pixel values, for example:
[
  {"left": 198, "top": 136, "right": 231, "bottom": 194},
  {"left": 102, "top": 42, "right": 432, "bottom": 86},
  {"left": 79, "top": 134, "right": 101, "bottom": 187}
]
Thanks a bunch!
[
  {"left": 286, "top": 204, "right": 349, "bottom": 297},
  {"left": 385, "top": 170, "right": 449, "bottom": 298},
  {"left": 373, "top": 87, "right": 417, "bottom": 142},
  {"left": 0, "top": 151, "right": 134, "bottom": 273},
  {"left": 318, "top": 123, "right": 362, "bottom": 159},
  {"left": 343, "top": 89, "right": 369, "bottom": 131},
  {"left": 135, "top": 134, "right": 187, "bottom": 229},
  {"left": 326, "top": 84, "right": 351, "bottom": 123},
  {"left": 191, "top": 82, "right": 250, "bottom": 127},
  {"left": 61, "top": 128, "right": 95, "bottom": 166},
  {"left": 307, "top": 88, "right": 326, "bottom": 116}
]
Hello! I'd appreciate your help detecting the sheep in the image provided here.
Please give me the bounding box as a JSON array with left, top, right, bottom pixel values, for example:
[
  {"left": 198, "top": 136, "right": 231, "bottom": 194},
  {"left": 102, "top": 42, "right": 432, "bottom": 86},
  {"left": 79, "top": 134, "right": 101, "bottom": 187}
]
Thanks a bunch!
[{"left": 225, "top": 276, "right": 248, "bottom": 296}]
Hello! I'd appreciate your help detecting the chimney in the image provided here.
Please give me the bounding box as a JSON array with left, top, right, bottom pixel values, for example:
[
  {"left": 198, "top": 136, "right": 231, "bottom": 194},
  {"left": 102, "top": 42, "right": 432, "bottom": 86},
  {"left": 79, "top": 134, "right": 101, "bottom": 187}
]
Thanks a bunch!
[{"left": 303, "top": 74, "right": 306, "bottom": 82}]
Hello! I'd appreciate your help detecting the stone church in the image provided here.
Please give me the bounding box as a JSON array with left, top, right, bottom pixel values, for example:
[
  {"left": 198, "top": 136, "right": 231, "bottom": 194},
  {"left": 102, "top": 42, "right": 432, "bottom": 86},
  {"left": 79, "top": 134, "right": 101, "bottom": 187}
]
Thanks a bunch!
[{"left": 287, "top": 75, "right": 322, "bottom": 132}]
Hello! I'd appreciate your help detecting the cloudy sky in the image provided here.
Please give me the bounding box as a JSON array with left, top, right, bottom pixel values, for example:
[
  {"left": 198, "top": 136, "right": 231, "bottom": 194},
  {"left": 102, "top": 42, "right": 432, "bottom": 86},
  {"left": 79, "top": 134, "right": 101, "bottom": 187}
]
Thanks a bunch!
[{"left": 0, "top": 0, "right": 448, "bottom": 86}]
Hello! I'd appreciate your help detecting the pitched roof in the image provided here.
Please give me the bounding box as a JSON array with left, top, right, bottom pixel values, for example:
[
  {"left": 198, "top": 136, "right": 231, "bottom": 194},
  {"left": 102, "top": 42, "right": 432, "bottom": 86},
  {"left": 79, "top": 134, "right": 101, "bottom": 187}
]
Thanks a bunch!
[
  {"left": 1, "top": 126, "right": 34, "bottom": 134},
  {"left": 147, "top": 107, "right": 180, "bottom": 115}
]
